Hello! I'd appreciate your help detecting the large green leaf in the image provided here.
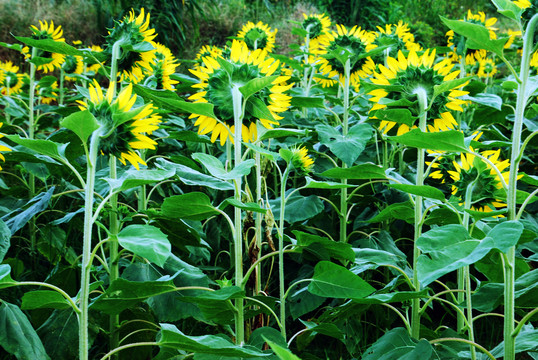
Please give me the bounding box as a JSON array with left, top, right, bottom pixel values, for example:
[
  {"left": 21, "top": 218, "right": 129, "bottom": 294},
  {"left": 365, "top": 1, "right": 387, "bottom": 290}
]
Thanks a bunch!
[
  {"left": 367, "top": 201, "right": 415, "bottom": 224},
  {"left": 303, "top": 177, "right": 355, "bottom": 189},
  {"left": 352, "top": 290, "right": 430, "bottom": 304},
  {"left": 192, "top": 153, "right": 255, "bottom": 180},
  {"left": 319, "top": 163, "right": 386, "bottom": 179},
  {"left": 489, "top": 326, "right": 538, "bottom": 358},
  {"left": 220, "top": 198, "right": 267, "bottom": 213},
  {"left": 290, "top": 96, "right": 325, "bottom": 108},
  {"left": 156, "top": 158, "right": 234, "bottom": 191},
  {"left": 316, "top": 123, "right": 374, "bottom": 166},
  {"left": 0, "top": 264, "right": 16, "bottom": 289},
  {"left": 308, "top": 261, "right": 375, "bottom": 299},
  {"left": 6, "top": 135, "right": 68, "bottom": 160},
  {"left": 246, "top": 97, "right": 277, "bottom": 122},
  {"left": 177, "top": 286, "right": 244, "bottom": 325},
  {"left": 0, "top": 301, "right": 50, "bottom": 360},
  {"left": 21, "top": 290, "right": 72, "bottom": 310},
  {"left": 293, "top": 230, "right": 355, "bottom": 263},
  {"left": 417, "top": 222, "right": 523, "bottom": 286},
  {"left": 463, "top": 93, "right": 503, "bottom": 110},
  {"left": 362, "top": 327, "right": 436, "bottom": 360},
  {"left": 490, "top": 0, "right": 525, "bottom": 22},
  {"left": 156, "top": 323, "right": 270, "bottom": 357},
  {"left": 388, "top": 129, "right": 468, "bottom": 152},
  {"left": 36, "top": 309, "right": 79, "bottom": 360},
  {"left": 103, "top": 168, "right": 176, "bottom": 193},
  {"left": 133, "top": 84, "right": 216, "bottom": 118},
  {"left": 373, "top": 108, "right": 415, "bottom": 127},
  {"left": 265, "top": 339, "right": 302, "bottom": 360},
  {"left": 239, "top": 75, "right": 279, "bottom": 99},
  {"left": 269, "top": 192, "right": 324, "bottom": 223},
  {"left": 440, "top": 17, "right": 508, "bottom": 56},
  {"left": 4, "top": 187, "right": 55, "bottom": 234},
  {"left": 387, "top": 184, "right": 446, "bottom": 201},
  {"left": 352, "top": 248, "right": 407, "bottom": 274},
  {"left": 162, "top": 193, "right": 220, "bottom": 221},
  {"left": 0, "top": 219, "right": 10, "bottom": 263},
  {"left": 91, "top": 277, "right": 178, "bottom": 314},
  {"left": 118, "top": 225, "right": 171, "bottom": 267},
  {"left": 14, "top": 36, "right": 82, "bottom": 56},
  {"left": 60, "top": 110, "right": 100, "bottom": 144}
]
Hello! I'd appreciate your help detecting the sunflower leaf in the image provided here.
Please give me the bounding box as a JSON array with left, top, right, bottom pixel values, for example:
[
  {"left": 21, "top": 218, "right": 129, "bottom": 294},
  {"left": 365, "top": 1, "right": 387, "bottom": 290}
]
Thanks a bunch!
[
  {"left": 161, "top": 192, "right": 220, "bottom": 221},
  {"left": 0, "top": 41, "right": 22, "bottom": 51},
  {"left": 308, "top": 261, "right": 376, "bottom": 299},
  {"left": 319, "top": 163, "right": 386, "bottom": 179},
  {"left": 60, "top": 110, "right": 100, "bottom": 144},
  {"left": 220, "top": 198, "right": 267, "bottom": 213},
  {"left": 14, "top": 36, "right": 83, "bottom": 56},
  {"left": 239, "top": 75, "right": 279, "bottom": 99},
  {"left": 0, "top": 264, "right": 16, "bottom": 289},
  {"left": 439, "top": 17, "right": 508, "bottom": 57},
  {"left": 316, "top": 123, "right": 374, "bottom": 166},
  {"left": 192, "top": 152, "right": 256, "bottom": 180},
  {"left": 432, "top": 76, "right": 472, "bottom": 100},
  {"left": 387, "top": 184, "right": 446, "bottom": 201},
  {"left": 388, "top": 129, "right": 468, "bottom": 152},
  {"left": 490, "top": 0, "right": 526, "bottom": 22},
  {"left": 246, "top": 97, "right": 276, "bottom": 122},
  {"left": 290, "top": 96, "right": 325, "bottom": 108},
  {"left": 373, "top": 108, "right": 416, "bottom": 126},
  {"left": 118, "top": 224, "right": 171, "bottom": 267},
  {"left": 302, "top": 177, "right": 355, "bottom": 189}
]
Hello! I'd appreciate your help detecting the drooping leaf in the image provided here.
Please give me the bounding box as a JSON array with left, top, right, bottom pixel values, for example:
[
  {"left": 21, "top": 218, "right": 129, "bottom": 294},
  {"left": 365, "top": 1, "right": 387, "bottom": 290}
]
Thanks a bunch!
[
  {"left": 118, "top": 225, "right": 171, "bottom": 267},
  {"left": 162, "top": 192, "right": 220, "bottom": 221},
  {"left": 36, "top": 309, "right": 79, "bottom": 360},
  {"left": 388, "top": 129, "right": 468, "bottom": 152},
  {"left": 316, "top": 123, "right": 374, "bottom": 166},
  {"left": 308, "top": 261, "right": 376, "bottom": 299},
  {"left": 21, "top": 290, "right": 72, "bottom": 310},
  {"left": 0, "top": 301, "right": 50, "bottom": 360},
  {"left": 362, "top": 327, "right": 436, "bottom": 360},
  {"left": 290, "top": 96, "right": 325, "bottom": 108},
  {"left": 156, "top": 323, "right": 270, "bottom": 357},
  {"left": 3, "top": 187, "right": 55, "bottom": 234},
  {"left": 269, "top": 192, "right": 324, "bottom": 223},
  {"left": 156, "top": 159, "right": 234, "bottom": 191},
  {"left": 220, "top": 198, "right": 267, "bottom": 213},
  {"left": 192, "top": 152, "right": 255, "bottom": 180},
  {"left": 387, "top": 184, "right": 446, "bottom": 201},
  {"left": 104, "top": 168, "right": 176, "bottom": 193},
  {"left": 177, "top": 286, "right": 244, "bottom": 325},
  {"left": 462, "top": 93, "right": 503, "bottom": 110},
  {"left": 14, "top": 36, "right": 82, "bottom": 56},
  {"left": 367, "top": 201, "right": 415, "bottom": 224},
  {"left": 352, "top": 248, "right": 407, "bottom": 274},
  {"left": 490, "top": 0, "right": 526, "bottom": 21},
  {"left": 293, "top": 230, "right": 355, "bottom": 263},
  {"left": 0, "top": 264, "right": 16, "bottom": 289},
  {"left": 319, "top": 163, "right": 386, "bottom": 179},
  {"left": 239, "top": 75, "right": 279, "bottom": 99},
  {"left": 6, "top": 135, "right": 68, "bottom": 160},
  {"left": 259, "top": 128, "right": 307, "bottom": 141},
  {"left": 265, "top": 338, "right": 302, "bottom": 360},
  {"left": 0, "top": 219, "right": 10, "bottom": 263},
  {"left": 302, "top": 177, "right": 355, "bottom": 189}
]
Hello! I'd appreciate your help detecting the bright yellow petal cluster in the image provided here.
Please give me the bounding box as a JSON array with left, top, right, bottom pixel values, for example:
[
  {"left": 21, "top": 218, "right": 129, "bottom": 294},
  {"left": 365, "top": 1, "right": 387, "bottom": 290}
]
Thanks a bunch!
[
  {"left": 514, "top": 0, "right": 531, "bottom": 9},
  {"left": 27, "top": 20, "right": 66, "bottom": 73},
  {"left": 0, "top": 61, "right": 25, "bottom": 95},
  {"left": 0, "top": 122, "right": 11, "bottom": 169},
  {"left": 237, "top": 21, "right": 277, "bottom": 53}
]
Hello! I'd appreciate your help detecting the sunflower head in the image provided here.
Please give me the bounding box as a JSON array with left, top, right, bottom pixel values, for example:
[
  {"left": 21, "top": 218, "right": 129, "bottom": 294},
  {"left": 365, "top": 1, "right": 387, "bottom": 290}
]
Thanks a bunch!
[
  {"left": 37, "top": 80, "right": 58, "bottom": 104},
  {"left": 188, "top": 40, "right": 292, "bottom": 145},
  {"left": 371, "top": 21, "right": 422, "bottom": 62},
  {"left": 446, "top": 10, "right": 497, "bottom": 62},
  {"left": 0, "top": 61, "right": 25, "bottom": 95},
  {"left": 290, "top": 146, "right": 314, "bottom": 176},
  {"left": 194, "top": 45, "right": 223, "bottom": 70},
  {"left": 313, "top": 24, "right": 377, "bottom": 88},
  {"left": 445, "top": 148, "right": 518, "bottom": 217},
  {"left": 61, "top": 54, "right": 84, "bottom": 81},
  {"left": 368, "top": 49, "right": 468, "bottom": 135},
  {"left": 477, "top": 57, "right": 497, "bottom": 78},
  {"left": 105, "top": 8, "right": 157, "bottom": 82},
  {"left": 302, "top": 13, "right": 331, "bottom": 40},
  {"left": 137, "top": 43, "right": 179, "bottom": 90},
  {"left": 236, "top": 21, "right": 277, "bottom": 53},
  {"left": 77, "top": 80, "right": 161, "bottom": 169},
  {"left": 25, "top": 20, "right": 66, "bottom": 73}
]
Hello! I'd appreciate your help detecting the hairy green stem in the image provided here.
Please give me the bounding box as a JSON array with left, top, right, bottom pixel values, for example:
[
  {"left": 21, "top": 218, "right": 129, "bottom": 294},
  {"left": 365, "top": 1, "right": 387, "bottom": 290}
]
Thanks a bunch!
[
  {"left": 28, "top": 47, "right": 37, "bottom": 255},
  {"left": 340, "top": 58, "right": 351, "bottom": 244},
  {"left": 232, "top": 86, "right": 245, "bottom": 345},
  {"left": 278, "top": 166, "right": 291, "bottom": 339},
  {"left": 79, "top": 130, "right": 101, "bottom": 360},
  {"left": 504, "top": 13, "right": 538, "bottom": 360},
  {"left": 254, "top": 149, "right": 262, "bottom": 295},
  {"left": 108, "top": 157, "right": 120, "bottom": 358},
  {"left": 462, "top": 184, "right": 476, "bottom": 360},
  {"left": 411, "top": 87, "right": 428, "bottom": 339}
]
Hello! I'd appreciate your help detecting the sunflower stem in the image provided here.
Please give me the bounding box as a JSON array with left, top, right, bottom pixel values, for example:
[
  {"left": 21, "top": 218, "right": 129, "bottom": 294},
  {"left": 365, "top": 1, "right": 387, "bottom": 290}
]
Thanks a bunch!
[
  {"left": 28, "top": 46, "right": 37, "bottom": 257},
  {"left": 109, "top": 41, "right": 121, "bottom": 98},
  {"left": 278, "top": 166, "right": 291, "bottom": 339},
  {"left": 462, "top": 184, "right": 476, "bottom": 360},
  {"left": 504, "top": 12, "right": 538, "bottom": 360},
  {"left": 255, "top": 148, "right": 262, "bottom": 296},
  {"left": 232, "top": 85, "right": 245, "bottom": 345},
  {"left": 108, "top": 156, "right": 120, "bottom": 359},
  {"left": 411, "top": 87, "right": 428, "bottom": 339},
  {"left": 79, "top": 129, "right": 102, "bottom": 360},
  {"left": 59, "top": 68, "right": 65, "bottom": 106},
  {"left": 340, "top": 58, "right": 350, "bottom": 244}
]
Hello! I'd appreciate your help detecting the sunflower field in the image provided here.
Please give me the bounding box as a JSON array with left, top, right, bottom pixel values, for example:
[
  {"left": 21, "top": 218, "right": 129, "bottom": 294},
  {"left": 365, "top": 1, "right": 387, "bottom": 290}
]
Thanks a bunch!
[{"left": 0, "top": 0, "right": 537, "bottom": 359}]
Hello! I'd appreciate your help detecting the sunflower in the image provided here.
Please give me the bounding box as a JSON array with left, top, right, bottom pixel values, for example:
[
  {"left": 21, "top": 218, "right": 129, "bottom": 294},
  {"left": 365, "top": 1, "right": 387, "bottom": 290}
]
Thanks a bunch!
[
  {"left": 236, "top": 21, "right": 277, "bottom": 53},
  {"left": 477, "top": 57, "right": 498, "bottom": 79},
  {"left": 138, "top": 43, "right": 179, "bottom": 90},
  {"left": 0, "top": 123, "right": 11, "bottom": 170},
  {"left": 446, "top": 10, "right": 497, "bottom": 63},
  {"left": 291, "top": 146, "right": 314, "bottom": 176},
  {"left": 77, "top": 80, "right": 161, "bottom": 169},
  {"left": 194, "top": 45, "right": 223, "bottom": 70},
  {"left": 368, "top": 49, "right": 468, "bottom": 135},
  {"left": 61, "top": 54, "right": 84, "bottom": 81},
  {"left": 37, "top": 81, "right": 58, "bottom": 105},
  {"left": 444, "top": 148, "right": 519, "bottom": 216},
  {"left": 0, "top": 61, "right": 25, "bottom": 95},
  {"left": 371, "top": 21, "right": 422, "bottom": 63},
  {"left": 313, "top": 24, "right": 377, "bottom": 88},
  {"left": 188, "top": 40, "right": 292, "bottom": 146},
  {"left": 22, "top": 20, "right": 66, "bottom": 73},
  {"left": 514, "top": 0, "right": 532, "bottom": 8},
  {"left": 302, "top": 13, "right": 331, "bottom": 42},
  {"left": 104, "top": 8, "right": 157, "bottom": 83}
]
